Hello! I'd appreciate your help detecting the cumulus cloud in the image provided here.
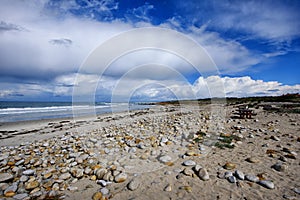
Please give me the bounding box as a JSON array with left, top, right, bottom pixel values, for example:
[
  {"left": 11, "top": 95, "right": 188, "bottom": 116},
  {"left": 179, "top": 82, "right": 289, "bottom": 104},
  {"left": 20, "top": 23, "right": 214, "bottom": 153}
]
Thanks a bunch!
[{"left": 1, "top": 72, "right": 299, "bottom": 101}]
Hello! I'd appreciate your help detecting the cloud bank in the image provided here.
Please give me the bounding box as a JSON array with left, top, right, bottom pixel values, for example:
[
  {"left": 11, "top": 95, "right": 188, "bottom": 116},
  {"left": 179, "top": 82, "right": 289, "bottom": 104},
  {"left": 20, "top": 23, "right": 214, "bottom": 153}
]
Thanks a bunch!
[{"left": 0, "top": 0, "right": 299, "bottom": 101}]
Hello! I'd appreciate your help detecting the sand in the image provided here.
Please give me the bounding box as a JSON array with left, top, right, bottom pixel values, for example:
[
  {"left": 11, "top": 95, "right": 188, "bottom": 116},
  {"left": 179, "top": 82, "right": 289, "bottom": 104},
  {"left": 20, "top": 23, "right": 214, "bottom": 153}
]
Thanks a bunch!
[{"left": 0, "top": 103, "right": 299, "bottom": 200}]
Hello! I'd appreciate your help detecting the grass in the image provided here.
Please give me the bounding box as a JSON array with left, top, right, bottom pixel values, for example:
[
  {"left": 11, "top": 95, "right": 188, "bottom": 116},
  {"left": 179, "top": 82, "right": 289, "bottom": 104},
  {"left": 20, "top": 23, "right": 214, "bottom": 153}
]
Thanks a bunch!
[{"left": 214, "top": 135, "right": 241, "bottom": 149}]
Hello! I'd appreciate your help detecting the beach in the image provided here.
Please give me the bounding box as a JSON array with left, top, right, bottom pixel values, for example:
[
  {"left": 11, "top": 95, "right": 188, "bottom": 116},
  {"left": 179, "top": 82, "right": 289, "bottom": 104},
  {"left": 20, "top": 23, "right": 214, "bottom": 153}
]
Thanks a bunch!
[{"left": 0, "top": 102, "right": 299, "bottom": 200}]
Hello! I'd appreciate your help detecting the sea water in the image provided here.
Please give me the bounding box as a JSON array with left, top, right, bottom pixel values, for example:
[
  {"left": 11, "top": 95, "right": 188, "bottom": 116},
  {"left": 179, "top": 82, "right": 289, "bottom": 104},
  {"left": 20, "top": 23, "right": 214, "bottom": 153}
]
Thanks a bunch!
[{"left": 0, "top": 101, "right": 152, "bottom": 123}]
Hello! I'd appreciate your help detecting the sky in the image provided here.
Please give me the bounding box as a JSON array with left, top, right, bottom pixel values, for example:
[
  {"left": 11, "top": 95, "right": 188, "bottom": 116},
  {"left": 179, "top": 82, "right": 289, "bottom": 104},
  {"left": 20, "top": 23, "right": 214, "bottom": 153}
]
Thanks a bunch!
[{"left": 0, "top": 0, "right": 299, "bottom": 102}]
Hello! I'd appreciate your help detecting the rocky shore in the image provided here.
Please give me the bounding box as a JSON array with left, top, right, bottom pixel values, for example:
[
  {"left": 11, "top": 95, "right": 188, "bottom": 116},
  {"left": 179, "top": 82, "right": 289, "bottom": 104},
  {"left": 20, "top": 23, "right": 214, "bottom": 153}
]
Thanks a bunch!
[{"left": 0, "top": 103, "right": 299, "bottom": 200}]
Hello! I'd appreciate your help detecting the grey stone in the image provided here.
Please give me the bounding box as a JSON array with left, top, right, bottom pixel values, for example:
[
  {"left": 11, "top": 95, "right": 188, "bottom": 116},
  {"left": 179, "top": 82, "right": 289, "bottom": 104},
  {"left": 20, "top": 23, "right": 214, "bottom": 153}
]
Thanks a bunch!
[
  {"left": 127, "top": 179, "right": 140, "bottom": 191},
  {"left": 198, "top": 168, "right": 209, "bottom": 181},
  {"left": 13, "top": 193, "right": 29, "bottom": 200},
  {"left": 183, "top": 160, "right": 196, "bottom": 166},
  {"left": 100, "top": 187, "right": 109, "bottom": 195},
  {"left": 0, "top": 173, "right": 13, "bottom": 182},
  {"left": 293, "top": 188, "right": 300, "bottom": 194},
  {"left": 228, "top": 176, "right": 236, "bottom": 183},
  {"left": 59, "top": 173, "right": 71, "bottom": 180},
  {"left": 159, "top": 155, "right": 172, "bottom": 163},
  {"left": 245, "top": 175, "right": 259, "bottom": 183},
  {"left": 272, "top": 162, "right": 288, "bottom": 172},
  {"left": 234, "top": 170, "right": 245, "bottom": 180},
  {"left": 258, "top": 180, "right": 275, "bottom": 189},
  {"left": 22, "top": 170, "right": 35, "bottom": 176}
]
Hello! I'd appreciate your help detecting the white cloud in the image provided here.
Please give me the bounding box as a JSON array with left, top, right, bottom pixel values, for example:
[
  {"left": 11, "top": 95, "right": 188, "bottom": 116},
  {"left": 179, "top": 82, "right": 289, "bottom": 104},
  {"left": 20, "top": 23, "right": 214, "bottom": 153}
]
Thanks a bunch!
[
  {"left": 186, "top": 25, "right": 261, "bottom": 73},
  {"left": 212, "top": 0, "right": 300, "bottom": 42},
  {"left": 193, "top": 76, "right": 300, "bottom": 98}
]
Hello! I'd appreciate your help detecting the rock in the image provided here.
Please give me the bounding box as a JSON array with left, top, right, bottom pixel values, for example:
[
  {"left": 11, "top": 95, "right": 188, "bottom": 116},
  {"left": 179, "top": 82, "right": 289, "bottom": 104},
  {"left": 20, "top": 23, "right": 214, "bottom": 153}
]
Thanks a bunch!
[
  {"left": 293, "top": 188, "right": 300, "bottom": 194},
  {"left": 13, "top": 193, "right": 29, "bottom": 200},
  {"left": 224, "top": 171, "right": 233, "bottom": 178},
  {"left": 246, "top": 157, "right": 260, "bottom": 163},
  {"left": 258, "top": 180, "right": 275, "bottom": 189},
  {"left": 114, "top": 172, "right": 127, "bottom": 183},
  {"left": 59, "top": 173, "right": 71, "bottom": 180},
  {"left": 25, "top": 180, "right": 39, "bottom": 190},
  {"left": 100, "top": 187, "right": 109, "bottom": 195},
  {"left": 67, "top": 186, "right": 78, "bottom": 192},
  {"left": 99, "top": 180, "right": 112, "bottom": 187},
  {"left": 48, "top": 190, "right": 58, "bottom": 198},
  {"left": 52, "top": 183, "right": 60, "bottom": 191},
  {"left": 279, "top": 156, "right": 288, "bottom": 162},
  {"left": 70, "top": 168, "right": 84, "bottom": 178},
  {"left": 272, "top": 162, "right": 288, "bottom": 172},
  {"left": 234, "top": 170, "right": 245, "bottom": 180},
  {"left": 31, "top": 191, "right": 43, "bottom": 198},
  {"left": 95, "top": 168, "right": 108, "bottom": 179},
  {"left": 127, "top": 179, "right": 140, "bottom": 191},
  {"left": 22, "top": 170, "right": 35, "bottom": 176},
  {"left": 245, "top": 175, "right": 259, "bottom": 183},
  {"left": 271, "top": 135, "right": 280, "bottom": 141},
  {"left": 92, "top": 192, "right": 103, "bottom": 200},
  {"left": 0, "top": 182, "right": 9, "bottom": 191},
  {"left": 0, "top": 173, "right": 14, "bottom": 182},
  {"left": 183, "top": 160, "right": 196, "bottom": 166},
  {"left": 15, "top": 159, "right": 25, "bottom": 166},
  {"left": 185, "top": 151, "right": 196, "bottom": 156},
  {"left": 227, "top": 176, "right": 236, "bottom": 183},
  {"left": 183, "top": 168, "right": 194, "bottom": 176},
  {"left": 194, "top": 165, "right": 202, "bottom": 172},
  {"left": 223, "top": 162, "right": 236, "bottom": 170},
  {"left": 285, "top": 154, "right": 296, "bottom": 159},
  {"left": 164, "top": 184, "right": 172, "bottom": 192},
  {"left": 159, "top": 155, "right": 172, "bottom": 163},
  {"left": 198, "top": 168, "right": 209, "bottom": 181},
  {"left": 43, "top": 172, "right": 52, "bottom": 179},
  {"left": 4, "top": 183, "right": 18, "bottom": 197}
]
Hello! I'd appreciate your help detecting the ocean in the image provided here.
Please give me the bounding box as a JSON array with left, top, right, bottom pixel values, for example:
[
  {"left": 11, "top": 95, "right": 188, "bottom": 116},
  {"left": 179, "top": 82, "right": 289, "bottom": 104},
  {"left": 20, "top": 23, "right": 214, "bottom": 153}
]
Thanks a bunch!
[{"left": 0, "top": 101, "right": 152, "bottom": 123}]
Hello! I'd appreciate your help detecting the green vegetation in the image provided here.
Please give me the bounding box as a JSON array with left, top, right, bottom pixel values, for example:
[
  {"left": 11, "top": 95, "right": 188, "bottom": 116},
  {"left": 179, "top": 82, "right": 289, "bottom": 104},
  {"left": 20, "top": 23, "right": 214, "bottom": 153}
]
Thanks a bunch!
[{"left": 214, "top": 135, "right": 241, "bottom": 149}]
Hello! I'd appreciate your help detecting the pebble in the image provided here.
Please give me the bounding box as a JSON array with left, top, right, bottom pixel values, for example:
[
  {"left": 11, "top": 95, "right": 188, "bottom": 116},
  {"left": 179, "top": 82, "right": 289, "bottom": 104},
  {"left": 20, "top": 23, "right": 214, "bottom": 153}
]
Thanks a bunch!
[
  {"left": 198, "top": 168, "right": 209, "bottom": 181},
  {"left": 183, "top": 168, "right": 194, "bottom": 176},
  {"left": 272, "top": 162, "right": 288, "bottom": 172},
  {"left": 183, "top": 160, "right": 196, "bottom": 166},
  {"left": 114, "top": 172, "right": 127, "bottom": 183},
  {"left": 271, "top": 135, "right": 280, "bottom": 141},
  {"left": 234, "top": 170, "right": 245, "bottom": 180},
  {"left": 127, "top": 179, "right": 140, "bottom": 191},
  {"left": 22, "top": 170, "right": 35, "bottom": 176},
  {"left": 0, "top": 173, "right": 13, "bottom": 182},
  {"left": 227, "top": 176, "right": 236, "bottom": 183},
  {"left": 25, "top": 180, "right": 39, "bottom": 190},
  {"left": 92, "top": 192, "right": 103, "bottom": 200},
  {"left": 245, "top": 175, "right": 259, "bottom": 183},
  {"left": 100, "top": 187, "right": 109, "bottom": 195},
  {"left": 95, "top": 169, "right": 107, "bottom": 180},
  {"left": 223, "top": 162, "right": 236, "bottom": 170},
  {"left": 59, "top": 173, "right": 71, "bottom": 180},
  {"left": 4, "top": 183, "right": 18, "bottom": 197},
  {"left": 68, "top": 186, "right": 78, "bottom": 192},
  {"left": 246, "top": 157, "right": 260, "bottom": 163},
  {"left": 13, "top": 193, "right": 29, "bottom": 200},
  {"left": 164, "top": 184, "right": 172, "bottom": 192},
  {"left": 159, "top": 155, "right": 172, "bottom": 163},
  {"left": 224, "top": 171, "right": 233, "bottom": 178},
  {"left": 293, "top": 188, "right": 300, "bottom": 194},
  {"left": 258, "top": 180, "right": 275, "bottom": 189},
  {"left": 194, "top": 165, "right": 202, "bottom": 172}
]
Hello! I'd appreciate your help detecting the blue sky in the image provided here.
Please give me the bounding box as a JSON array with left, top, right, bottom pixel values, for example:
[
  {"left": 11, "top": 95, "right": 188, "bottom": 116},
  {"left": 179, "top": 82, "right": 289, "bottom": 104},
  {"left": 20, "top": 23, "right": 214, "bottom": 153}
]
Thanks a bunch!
[{"left": 0, "top": 0, "right": 299, "bottom": 102}]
